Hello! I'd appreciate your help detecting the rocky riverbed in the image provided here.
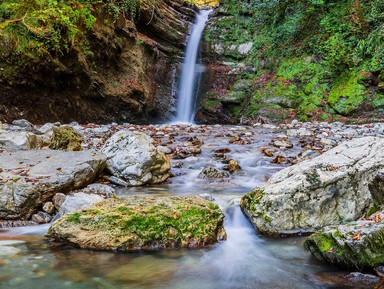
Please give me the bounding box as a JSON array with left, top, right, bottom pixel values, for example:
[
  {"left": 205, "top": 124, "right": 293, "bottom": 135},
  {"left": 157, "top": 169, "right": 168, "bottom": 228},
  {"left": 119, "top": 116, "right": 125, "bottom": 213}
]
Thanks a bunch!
[{"left": 1, "top": 119, "right": 384, "bottom": 288}]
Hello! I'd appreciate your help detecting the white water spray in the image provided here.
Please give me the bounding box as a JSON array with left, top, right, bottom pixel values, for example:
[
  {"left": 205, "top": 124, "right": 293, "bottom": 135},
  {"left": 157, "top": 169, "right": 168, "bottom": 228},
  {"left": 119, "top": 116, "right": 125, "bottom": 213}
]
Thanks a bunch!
[{"left": 173, "top": 10, "right": 211, "bottom": 123}]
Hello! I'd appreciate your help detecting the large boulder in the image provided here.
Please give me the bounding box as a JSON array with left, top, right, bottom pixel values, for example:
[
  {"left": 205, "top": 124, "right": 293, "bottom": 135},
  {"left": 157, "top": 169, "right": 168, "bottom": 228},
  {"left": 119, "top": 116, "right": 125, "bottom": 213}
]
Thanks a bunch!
[
  {"left": 0, "top": 130, "right": 50, "bottom": 151},
  {"left": 101, "top": 130, "right": 171, "bottom": 186},
  {"left": 45, "top": 196, "right": 226, "bottom": 250},
  {"left": 0, "top": 150, "right": 106, "bottom": 219},
  {"left": 304, "top": 211, "right": 384, "bottom": 268},
  {"left": 241, "top": 137, "right": 384, "bottom": 236}
]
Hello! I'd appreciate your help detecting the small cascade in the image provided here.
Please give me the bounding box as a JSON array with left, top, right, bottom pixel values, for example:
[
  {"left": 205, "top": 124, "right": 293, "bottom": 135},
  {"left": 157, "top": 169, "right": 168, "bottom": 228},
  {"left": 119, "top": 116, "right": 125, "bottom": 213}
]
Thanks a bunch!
[{"left": 173, "top": 9, "right": 211, "bottom": 123}]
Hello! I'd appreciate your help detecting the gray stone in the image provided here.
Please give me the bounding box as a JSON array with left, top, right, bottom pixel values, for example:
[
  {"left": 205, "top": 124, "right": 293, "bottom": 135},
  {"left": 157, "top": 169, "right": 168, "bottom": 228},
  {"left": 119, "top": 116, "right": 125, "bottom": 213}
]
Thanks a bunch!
[
  {"left": 241, "top": 137, "right": 384, "bottom": 236},
  {"left": 271, "top": 139, "right": 293, "bottom": 149},
  {"left": 0, "top": 150, "right": 106, "bottom": 219},
  {"left": 32, "top": 211, "right": 52, "bottom": 224},
  {"left": 59, "top": 192, "right": 104, "bottom": 215},
  {"left": 108, "top": 176, "right": 128, "bottom": 187},
  {"left": 198, "top": 167, "right": 230, "bottom": 179},
  {"left": 80, "top": 183, "right": 115, "bottom": 198},
  {"left": 12, "top": 119, "right": 32, "bottom": 129},
  {"left": 38, "top": 123, "right": 59, "bottom": 134},
  {"left": 0, "top": 131, "right": 50, "bottom": 151},
  {"left": 43, "top": 202, "right": 55, "bottom": 214},
  {"left": 53, "top": 193, "right": 66, "bottom": 210},
  {"left": 101, "top": 130, "right": 171, "bottom": 186}
]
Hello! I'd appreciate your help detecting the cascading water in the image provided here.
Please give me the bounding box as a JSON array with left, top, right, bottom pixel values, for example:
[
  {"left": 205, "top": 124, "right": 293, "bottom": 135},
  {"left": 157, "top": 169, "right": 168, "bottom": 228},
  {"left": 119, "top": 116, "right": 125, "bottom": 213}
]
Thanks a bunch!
[{"left": 173, "top": 9, "right": 211, "bottom": 123}]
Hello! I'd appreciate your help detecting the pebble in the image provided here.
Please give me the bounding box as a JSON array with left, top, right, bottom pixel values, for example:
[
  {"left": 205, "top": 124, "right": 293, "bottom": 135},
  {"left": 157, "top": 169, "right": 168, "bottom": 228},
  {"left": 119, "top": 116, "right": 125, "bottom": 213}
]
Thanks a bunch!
[
  {"left": 31, "top": 211, "right": 52, "bottom": 224},
  {"left": 52, "top": 193, "right": 66, "bottom": 210},
  {"left": 43, "top": 202, "right": 55, "bottom": 214}
]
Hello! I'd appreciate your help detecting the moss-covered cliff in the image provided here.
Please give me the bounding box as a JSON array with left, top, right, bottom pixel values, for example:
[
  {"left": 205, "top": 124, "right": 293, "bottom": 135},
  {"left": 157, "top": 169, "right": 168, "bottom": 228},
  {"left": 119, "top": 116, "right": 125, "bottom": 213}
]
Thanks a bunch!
[
  {"left": 0, "top": 0, "right": 196, "bottom": 124},
  {"left": 198, "top": 0, "right": 384, "bottom": 123}
]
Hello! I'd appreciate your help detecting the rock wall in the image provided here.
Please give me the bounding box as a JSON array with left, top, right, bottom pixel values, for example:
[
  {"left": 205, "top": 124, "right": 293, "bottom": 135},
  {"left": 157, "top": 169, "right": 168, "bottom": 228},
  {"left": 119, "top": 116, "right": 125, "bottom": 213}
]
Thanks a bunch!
[
  {"left": 197, "top": 0, "right": 384, "bottom": 124},
  {"left": 0, "top": 0, "right": 197, "bottom": 124}
]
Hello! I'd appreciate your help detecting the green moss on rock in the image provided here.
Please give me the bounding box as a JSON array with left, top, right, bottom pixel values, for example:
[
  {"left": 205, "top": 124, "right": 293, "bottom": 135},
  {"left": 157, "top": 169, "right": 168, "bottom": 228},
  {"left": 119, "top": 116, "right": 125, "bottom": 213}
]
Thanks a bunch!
[
  {"left": 327, "top": 71, "right": 367, "bottom": 116},
  {"left": 49, "top": 126, "right": 83, "bottom": 151},
  {"left": 304, "top": 218, "right": 384, "bottom": 268},
  {"left": 45, "top": 195, "right": 227, "bottom": 250}
]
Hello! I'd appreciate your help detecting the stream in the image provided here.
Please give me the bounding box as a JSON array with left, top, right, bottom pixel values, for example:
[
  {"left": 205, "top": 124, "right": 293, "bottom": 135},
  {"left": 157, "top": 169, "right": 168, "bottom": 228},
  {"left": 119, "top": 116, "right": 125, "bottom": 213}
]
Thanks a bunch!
[{"left": 1, "top": 123, "right": 382, "bottom": 289}]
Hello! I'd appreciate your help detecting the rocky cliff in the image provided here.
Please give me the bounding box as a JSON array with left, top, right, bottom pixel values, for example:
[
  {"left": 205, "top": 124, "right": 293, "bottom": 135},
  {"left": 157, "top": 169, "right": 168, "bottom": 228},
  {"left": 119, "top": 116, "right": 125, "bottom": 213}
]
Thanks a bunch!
[
  {"left": 197, "top": 0, "right": 384, "bottom": 124},
  {"left": 0, "top": 0, "right": 196, "bottom": 124}
]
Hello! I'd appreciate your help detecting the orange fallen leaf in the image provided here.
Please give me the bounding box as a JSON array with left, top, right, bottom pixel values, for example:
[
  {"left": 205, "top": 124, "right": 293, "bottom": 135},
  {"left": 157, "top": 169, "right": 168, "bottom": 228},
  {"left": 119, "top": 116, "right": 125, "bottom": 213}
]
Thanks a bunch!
[{"left": 352, "top": 231, "right": 361, "bottom": 241}]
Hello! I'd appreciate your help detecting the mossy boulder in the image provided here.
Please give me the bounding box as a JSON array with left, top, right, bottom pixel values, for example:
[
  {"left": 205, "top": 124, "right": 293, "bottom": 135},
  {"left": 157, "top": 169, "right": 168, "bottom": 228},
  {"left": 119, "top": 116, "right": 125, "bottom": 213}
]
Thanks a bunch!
[
  {"left": 304, "top": 212, "right": 384, "bottom": 269},
  {"left": 45, "top": 196, "right": 226, "bottom": 250},
  {"left": 49, "top": 126, "right": 83, "bottom": 151}
]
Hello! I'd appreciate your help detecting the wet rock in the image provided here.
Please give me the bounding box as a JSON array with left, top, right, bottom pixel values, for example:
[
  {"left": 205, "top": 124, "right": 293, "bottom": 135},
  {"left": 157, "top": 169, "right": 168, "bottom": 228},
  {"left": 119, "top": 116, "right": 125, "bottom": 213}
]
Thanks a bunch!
[
  {"left": 108, "top": 176, "right": 128, "bottom": 187},
  {"left": 198, "top": 193, "right": 215, "bottom": 202},
  {"left": 43, "top": 202, "right": 55, "bottom": 214},
  {"left": 198, "top": 167, "right": 230, "bottom": 179},
  {"left": 312, "top": 272, "right": 380, "bottom": 289},
  {"left": 271, "top": 139, "right": 293, "bottom": 149},
  {"left": 53, "top": 193, "right": 66, "bottom": 210},
  {"left": 49, "top": 126, "right": 83, "bottom": 151},
  {"left": 0, "top": 150, "right": 106, "bottom": 219},
  {"left": 59, "top": 192, "right": 104, "bottom": 215},
  {"left": 241, "top": 137, "right": 384, "bottom": 236},
  {"left": 46, "top": 196, "right": 226, "bottom": 250},
  {"left": 32, "top": 211, "right": 52, "bottom": 224},
  {"left": 102, "top": 130, "right": 171, "bottom": 186},
  {"left": 286, "top": 128, "right": 312, "bottom": 137},
  {"left": 229, "top": 135, "right": 250, "bottom": 145},
  {"left": 173, "top": 146, "right": 202, "bottom": 159},
  {"left": 12, "top": 119, "right": 32, "bottom": 129},
  {"left": 271, "top": 155, "right": 286, "bottom": 164},
  {"left": 213, "top": 148, "right": 231, "bottom": 154},
  {"left": 157, "top": 145, "right": 172, "bottom": 154},
  {"left": 260, "top": 147, "right": 275, "bottom": 157},
  {"left": 224, "top": 159, "right": 240, "bottom": 174},
  {"left": 346, "top": 272, "right": 380, "bottom": 283},
  {"left": 172, "top": 162, "right": 183, "bottom": 168},
  {"left": 304, "top": 211, "right": 384, "bottom": 268},
  {"left": 80, "top": 183, "right": 115, "bottom": 198}
]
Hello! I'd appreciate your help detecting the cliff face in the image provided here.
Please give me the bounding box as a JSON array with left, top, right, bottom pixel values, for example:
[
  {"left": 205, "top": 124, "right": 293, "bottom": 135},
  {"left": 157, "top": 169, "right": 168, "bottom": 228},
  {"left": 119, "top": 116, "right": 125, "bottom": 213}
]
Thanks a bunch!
[
  {"left": 0, "top": 0, "right": 196, "bottom": 124},
  {"left": 197, "top": 0, "right": 384, "bottom": 124}
]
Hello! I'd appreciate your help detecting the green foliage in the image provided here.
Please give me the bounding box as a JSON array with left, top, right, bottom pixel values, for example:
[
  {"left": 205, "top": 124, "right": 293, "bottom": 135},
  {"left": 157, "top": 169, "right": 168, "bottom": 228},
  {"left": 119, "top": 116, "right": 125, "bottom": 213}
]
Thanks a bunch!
[
  {"left": 0, "top": 0, "right": 142, "bottom": 69},
  {"left": 205, "top": 0, "right": 384, "bottom": 120},
  {"left": 327, "top": 70, "right": 367, "bottom": 115}
]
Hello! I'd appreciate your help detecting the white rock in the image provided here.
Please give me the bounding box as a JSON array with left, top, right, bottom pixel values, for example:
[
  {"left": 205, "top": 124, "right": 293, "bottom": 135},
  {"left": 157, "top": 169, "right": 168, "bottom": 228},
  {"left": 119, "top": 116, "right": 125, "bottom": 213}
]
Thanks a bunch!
[
  {"left": 241, "top": 137, "right": 384, "bottom": 236},
  {"left": 101, "top": 130, "right": 171, "bottom": 186}
]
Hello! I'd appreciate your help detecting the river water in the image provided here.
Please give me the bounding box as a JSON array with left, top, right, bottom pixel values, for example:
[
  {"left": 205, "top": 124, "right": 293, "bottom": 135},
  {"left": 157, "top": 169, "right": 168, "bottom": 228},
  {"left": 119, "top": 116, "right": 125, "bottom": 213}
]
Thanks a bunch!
[{"left": 1, "top": 123, "right": 381, "bottom": 289}]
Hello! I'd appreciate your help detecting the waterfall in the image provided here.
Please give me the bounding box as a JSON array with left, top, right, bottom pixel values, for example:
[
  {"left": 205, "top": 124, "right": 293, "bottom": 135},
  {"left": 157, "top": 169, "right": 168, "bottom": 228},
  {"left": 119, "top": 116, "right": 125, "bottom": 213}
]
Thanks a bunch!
[{"left": 173, "top": 9, "right": 211, "bottom": 123}]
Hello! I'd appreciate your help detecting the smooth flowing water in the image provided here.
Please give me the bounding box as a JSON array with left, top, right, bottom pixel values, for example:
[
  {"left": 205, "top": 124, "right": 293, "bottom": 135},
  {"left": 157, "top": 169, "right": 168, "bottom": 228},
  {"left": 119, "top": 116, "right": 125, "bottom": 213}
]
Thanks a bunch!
[
  {"left": 0, "top": 124, "right": 368, "bottom": 289},
  {"left": 173, "top": 10, "right": 211, "bottom": 123}
]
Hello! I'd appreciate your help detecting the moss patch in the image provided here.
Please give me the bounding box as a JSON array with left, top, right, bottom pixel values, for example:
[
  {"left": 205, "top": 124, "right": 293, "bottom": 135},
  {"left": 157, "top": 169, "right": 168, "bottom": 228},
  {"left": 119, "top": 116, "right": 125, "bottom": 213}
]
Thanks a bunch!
[
  {"left": 46, "top": 195, "right": 226, "bottom": 250},
  {"left": 49, "top": 126, "right": 83, "bottom": 151}
]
